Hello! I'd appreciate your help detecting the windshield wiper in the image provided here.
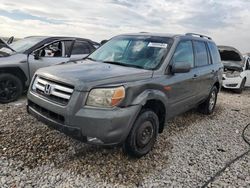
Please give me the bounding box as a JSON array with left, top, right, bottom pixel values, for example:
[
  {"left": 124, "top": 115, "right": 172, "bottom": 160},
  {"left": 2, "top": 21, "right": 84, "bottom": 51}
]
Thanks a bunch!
[
  {"left": 85, "top": 57, "right": 97, "bottom": 61},
  {"left": 103, "top": 61, "right": 145, "bottom": 69}
]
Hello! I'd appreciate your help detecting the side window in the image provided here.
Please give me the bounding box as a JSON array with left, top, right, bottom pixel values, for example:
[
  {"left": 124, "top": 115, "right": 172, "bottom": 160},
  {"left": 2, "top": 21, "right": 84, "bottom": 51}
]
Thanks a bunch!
[
  {"left": 64, "top": 41, "right": 73, "bottom": 57},
  {"left": 246, "top": 58, "right": 250, "bottom": 70},
  {"left": 71, "top": 41, "right": 90, "bottom": 55},
  {"left": 40, "top": 41, "right": 63, "bottom": 57},
  {"left": 193, "top": 41, "right": 209, "bottom": 67},
  {"left": 208, "top": 42, "right": 221, "bottom": 64},
  {"left": 172, "top": 40, "right": 194, "bottom": 68}
]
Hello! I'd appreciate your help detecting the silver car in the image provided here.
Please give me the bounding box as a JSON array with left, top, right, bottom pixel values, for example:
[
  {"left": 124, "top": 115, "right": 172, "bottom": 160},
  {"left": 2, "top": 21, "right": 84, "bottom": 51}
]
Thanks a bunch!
[{"left": 0, "top": 36, "right": 99, "bottom": 103}]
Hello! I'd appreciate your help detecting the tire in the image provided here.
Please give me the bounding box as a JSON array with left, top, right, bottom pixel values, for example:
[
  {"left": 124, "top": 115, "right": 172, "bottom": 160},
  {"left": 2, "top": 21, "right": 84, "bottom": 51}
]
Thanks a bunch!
[
  {"left": 235, "top": 78, "right": 246, "bottom": 94},
  {"left": 0, "top": 73, "right": 23, "bottom": 103},
  {"left": 198, "top": 86, "right": 218, "bottom": 115},
  {"left": 123, "top": 109, "right": 159, "bottom": 158}
]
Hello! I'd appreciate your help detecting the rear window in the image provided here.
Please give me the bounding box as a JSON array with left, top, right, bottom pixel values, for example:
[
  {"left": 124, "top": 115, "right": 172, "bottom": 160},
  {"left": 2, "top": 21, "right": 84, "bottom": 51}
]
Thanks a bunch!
[
  {"left": 72, "top": 41, "right": 91, "bottom": 55},
  {"left": 193, "top": 41, "right": 209, "bottom": 67},
  {"left": 208, "top": 42, "right": 221, "bottom": 64}
]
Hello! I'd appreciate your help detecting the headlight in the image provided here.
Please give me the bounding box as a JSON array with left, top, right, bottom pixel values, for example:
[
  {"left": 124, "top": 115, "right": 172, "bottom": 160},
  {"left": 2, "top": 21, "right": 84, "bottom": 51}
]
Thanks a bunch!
[
  {"left": 225, "top": 71, "right": 241, "bottom": 78},
  {"left": 86, "top": 86, "right": 125, "bottom": 108},
  {"left": 31, "top": 76, "right": 38, "bottom": 90}
]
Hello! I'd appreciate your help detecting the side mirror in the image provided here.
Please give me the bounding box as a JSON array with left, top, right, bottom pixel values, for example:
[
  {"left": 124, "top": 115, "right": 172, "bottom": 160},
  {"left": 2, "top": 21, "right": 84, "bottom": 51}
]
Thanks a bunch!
[
  {"left": 33, "top": 50, "right": 40, "bottom": 60},
  {"left": 100, "top": 40, "right": 108, "bottom": 45},
  {"left": 171, "top": 62, "right": 191, "bottom": 73}
]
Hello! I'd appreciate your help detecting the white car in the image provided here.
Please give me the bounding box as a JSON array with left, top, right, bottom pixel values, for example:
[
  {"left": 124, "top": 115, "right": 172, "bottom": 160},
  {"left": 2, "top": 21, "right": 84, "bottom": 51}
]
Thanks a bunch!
[{"left": 218, "top": 46, "right": 250, "bottom": 93}]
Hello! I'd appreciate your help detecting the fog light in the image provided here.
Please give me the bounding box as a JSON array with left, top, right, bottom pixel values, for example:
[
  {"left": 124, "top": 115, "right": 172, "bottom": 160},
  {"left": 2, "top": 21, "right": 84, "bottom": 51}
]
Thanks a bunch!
[{"left": 87, "top": 137, "right": 103, "bottom": 144}]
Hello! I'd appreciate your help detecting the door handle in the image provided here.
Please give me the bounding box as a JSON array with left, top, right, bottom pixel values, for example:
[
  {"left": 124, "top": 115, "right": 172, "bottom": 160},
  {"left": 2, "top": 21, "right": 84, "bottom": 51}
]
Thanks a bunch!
[{"left": 193, "top": 74, "right": 198, "bottom": 79}]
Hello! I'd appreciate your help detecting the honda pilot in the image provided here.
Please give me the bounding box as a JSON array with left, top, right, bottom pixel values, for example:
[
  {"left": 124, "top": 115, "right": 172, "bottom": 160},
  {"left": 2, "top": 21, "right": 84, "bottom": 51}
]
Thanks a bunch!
[{"left": 27, "top": 33, "right": 223, "bottom": 157}]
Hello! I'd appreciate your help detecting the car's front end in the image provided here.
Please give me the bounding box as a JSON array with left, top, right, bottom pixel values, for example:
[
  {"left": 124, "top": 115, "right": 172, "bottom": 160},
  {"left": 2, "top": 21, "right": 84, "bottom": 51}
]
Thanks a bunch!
[
  {"left": 27, "top": 77, "right": 140, "bottom": 145},
  {"left": 222, "top": 67, "right": 245, "bottom": 89},
  {"left": 27, "top": 34, "right": 173, "bottom": 148},
  {"left": 27, "top": 64, "right": 147, "bottom": 145},
  {"left": 218, "top": 46, "right": 245, "bottom": 90}
]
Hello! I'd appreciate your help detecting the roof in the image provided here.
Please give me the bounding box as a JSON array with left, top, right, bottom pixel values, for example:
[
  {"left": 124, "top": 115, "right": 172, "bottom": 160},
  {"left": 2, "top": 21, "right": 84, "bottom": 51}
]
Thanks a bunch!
[
  {"left": 117, "top": 32, "right": 213, "bottom": 41},
  {"left": 24, "top": 36, "right": 95, "bottom": 42}
]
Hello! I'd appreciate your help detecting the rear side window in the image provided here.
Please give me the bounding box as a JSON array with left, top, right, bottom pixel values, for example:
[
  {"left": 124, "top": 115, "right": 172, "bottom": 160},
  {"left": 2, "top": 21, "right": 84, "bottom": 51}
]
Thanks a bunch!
[
  {"left": 64, "top": 41, "right": 73, "bottom": 57},
  {"left": 172, "top": 40, "right": 194, "bottom": 68},
  {"left": 72, "top": 41, "right": 91, "bottom": 55},
  {"left": 193, "top": 41, "right": 209, "bottom": 67},
  {"left": 246, "top": 58, "right": 250, "bottom": 70},
  {"left": 208, "top": 42, "right": 221, "bottom": 64}
]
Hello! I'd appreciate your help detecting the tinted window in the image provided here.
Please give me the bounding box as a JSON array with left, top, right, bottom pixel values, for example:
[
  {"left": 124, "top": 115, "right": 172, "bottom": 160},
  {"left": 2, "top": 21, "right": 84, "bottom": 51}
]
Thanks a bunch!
[
  {"left": 72, "top": 41, "right": 90, "bottom": 55},
  {"left": 246, "top": 58, "right": 250, "bottom": 70},
  {"left": 193, "top": 41, "right": 209, "bottom": 67},
  {"left": 64, "top": 41, "right": 73, "bottom": 57},
  {"left": 208, "top": 42, "right": 221, "bottom": 64},
  {"left": 172, "top": 40, "right": 194, "bottom": 68}
]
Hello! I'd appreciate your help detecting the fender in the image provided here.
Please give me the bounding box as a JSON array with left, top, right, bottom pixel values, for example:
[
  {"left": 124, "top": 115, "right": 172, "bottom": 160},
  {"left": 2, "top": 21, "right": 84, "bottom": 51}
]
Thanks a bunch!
[{"left": 131, "top": 89, "right": 169, "bottom": 114}]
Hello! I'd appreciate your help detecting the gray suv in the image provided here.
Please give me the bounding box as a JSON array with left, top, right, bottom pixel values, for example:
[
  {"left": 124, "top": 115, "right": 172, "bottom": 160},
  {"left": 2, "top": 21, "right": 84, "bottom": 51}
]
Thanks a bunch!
[
  {"left": 27, "top": 33, "right": 223, "bottom": 157},
  {"left": 0, "top": 36, "right": 99, "bottom": 103}
]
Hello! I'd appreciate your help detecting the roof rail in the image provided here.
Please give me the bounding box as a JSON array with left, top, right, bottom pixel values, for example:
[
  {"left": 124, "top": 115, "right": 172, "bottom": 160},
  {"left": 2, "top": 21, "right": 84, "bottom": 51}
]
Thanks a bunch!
[{"left": 185, "top": 33, "right": 212, "bottom": 40}]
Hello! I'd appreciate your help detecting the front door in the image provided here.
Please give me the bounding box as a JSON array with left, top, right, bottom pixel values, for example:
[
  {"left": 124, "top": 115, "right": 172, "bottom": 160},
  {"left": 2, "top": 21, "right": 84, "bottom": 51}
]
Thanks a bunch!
[
  {"left": 166, "top": 40, "right": 199, "bottom": 118},
  {"left": 28, "top": 40, "right": 73, "bottom": 78}
]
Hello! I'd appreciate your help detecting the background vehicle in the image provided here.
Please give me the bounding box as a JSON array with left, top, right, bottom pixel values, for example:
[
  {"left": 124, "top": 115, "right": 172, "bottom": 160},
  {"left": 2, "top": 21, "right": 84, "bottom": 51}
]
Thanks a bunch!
[
  {"left": 0, "top": 36, "right": 99, "bottom": 103},
  {"left": 0, "top": 36, "right": 14, "bottom": 49},
  {"left": 27, "top": 33, "right": 223, "bottom": 157},
  {"left": 218, "top": 46, "right": 250, "bottom": 93}
]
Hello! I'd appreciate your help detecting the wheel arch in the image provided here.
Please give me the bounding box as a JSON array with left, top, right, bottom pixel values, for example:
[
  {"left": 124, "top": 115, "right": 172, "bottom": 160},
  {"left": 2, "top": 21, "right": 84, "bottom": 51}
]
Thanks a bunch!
[
  {"left": 0, "top": 67, "right": 27, "bottom": 87},
  {"left": 131, "top": 90, "right": 168, "bottom": 133}
]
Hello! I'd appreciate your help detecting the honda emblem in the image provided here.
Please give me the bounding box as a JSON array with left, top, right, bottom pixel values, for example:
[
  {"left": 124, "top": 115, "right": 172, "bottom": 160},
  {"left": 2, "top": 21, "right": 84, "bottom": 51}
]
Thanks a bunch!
[{"left": 44, "top": 84, "right": 52, "bottom": 95}]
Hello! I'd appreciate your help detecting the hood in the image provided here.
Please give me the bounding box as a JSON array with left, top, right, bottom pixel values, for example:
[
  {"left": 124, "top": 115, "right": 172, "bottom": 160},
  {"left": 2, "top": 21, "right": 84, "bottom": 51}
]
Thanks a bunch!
[
  {"left": 0, "top": 39, "right": 16, "bottom": 57},
  {"left": 218, "top": 46, "right": 244, "bottom": 72},
  {"left": 0, "top": 50, "right": 11, "bottom": 57},
  {"left": 222, "top": 61, "right": 243, "bottom": 72},
  {"left": 36, "top": 60, "right": 153, "bottom": 91}
]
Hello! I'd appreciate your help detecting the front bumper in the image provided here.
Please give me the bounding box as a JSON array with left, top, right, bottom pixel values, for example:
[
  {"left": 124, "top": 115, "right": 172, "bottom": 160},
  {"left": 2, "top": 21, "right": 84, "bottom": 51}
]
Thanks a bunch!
[
  {"left": 27, "top": 91, "right": 141, "bottom": 146},
  {"left": 222, "top": 74, "right": 242, "bottom": 89}
]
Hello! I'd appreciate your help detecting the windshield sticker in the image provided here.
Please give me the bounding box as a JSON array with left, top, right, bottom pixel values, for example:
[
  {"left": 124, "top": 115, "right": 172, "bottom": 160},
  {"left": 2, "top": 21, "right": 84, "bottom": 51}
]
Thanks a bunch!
[{"left": 148, "top": 42, "right": 168, "bottom": 48}]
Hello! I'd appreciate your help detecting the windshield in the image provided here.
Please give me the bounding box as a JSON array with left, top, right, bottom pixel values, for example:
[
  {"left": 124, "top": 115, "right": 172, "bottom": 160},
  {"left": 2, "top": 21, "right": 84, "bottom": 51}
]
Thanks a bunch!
[
  {"left": 88, "top": 35, "right": 173, "bottom": 70},
  {"left": 8, "top": 37, "right": 44, "bottom": 53}
]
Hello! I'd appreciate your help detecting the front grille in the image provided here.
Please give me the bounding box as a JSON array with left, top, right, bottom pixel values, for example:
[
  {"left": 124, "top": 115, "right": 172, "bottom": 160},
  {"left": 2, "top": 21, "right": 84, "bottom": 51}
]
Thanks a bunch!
[
  {"left": 28, "top": 100, "right": 65, "bottom": 124},
  {"left": 32, "top": 76, "right": 74, "bottom": 105}
]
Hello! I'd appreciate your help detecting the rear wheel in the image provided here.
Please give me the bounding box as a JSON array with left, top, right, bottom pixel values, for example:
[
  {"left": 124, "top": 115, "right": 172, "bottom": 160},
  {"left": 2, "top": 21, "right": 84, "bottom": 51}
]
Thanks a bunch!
[
  {"left": 198, "top": 86, "right": 218, "bottom": 115},
  {"left": 0, "top": 73, "right": 23, "bottom": 103},
  {"left": 123, "top": 109, "right": 159, "bottom": 158},
  {"left": 235, "top": 78, "right": 246, "bottom": 94}
]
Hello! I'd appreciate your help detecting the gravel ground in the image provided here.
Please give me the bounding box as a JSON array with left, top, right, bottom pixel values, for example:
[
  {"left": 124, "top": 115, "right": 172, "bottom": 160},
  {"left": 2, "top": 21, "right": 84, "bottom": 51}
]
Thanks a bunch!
[{"left": 0, "top": 89, "right": 249, "bottom": 187}]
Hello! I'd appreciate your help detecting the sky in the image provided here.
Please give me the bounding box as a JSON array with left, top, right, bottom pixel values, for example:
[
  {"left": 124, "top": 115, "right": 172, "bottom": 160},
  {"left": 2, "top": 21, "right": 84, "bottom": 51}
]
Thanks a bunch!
[{"left": 0, "top": 0, "right": 249, "bottom": 53}]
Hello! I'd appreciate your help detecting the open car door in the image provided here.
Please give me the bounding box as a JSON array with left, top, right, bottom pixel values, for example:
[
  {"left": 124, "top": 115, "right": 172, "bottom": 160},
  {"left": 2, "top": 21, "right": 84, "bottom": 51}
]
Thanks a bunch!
[{"left": 27, "top": 39, "right": 75, "bottom": 78}]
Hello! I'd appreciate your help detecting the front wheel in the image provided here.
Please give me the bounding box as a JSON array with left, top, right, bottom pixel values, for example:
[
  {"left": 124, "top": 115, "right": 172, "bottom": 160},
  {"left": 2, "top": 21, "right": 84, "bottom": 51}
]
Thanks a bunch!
[
  {"left": 235, "top": 78, "right": 246, "bottom": 94},
  {"left": 198, "top": 86, "right": 218, "bottom": 115},
  {"left": 0, "top": 73, "right": 23, "bottom": 103},
  {"left": 123, "top": 109, "right": 159, "bottom": 158}
]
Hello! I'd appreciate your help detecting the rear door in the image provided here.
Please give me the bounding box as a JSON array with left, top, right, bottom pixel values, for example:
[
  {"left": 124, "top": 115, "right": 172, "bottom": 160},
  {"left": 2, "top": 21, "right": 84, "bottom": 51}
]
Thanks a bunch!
[
  {"left": 193, "top": 40, "right": 214, "bottom": 100},
  {"left": 69, "top": 41, "right": 93, "bottom": 61},
  {"left": 27, "top": 40, "right": 74, "bottom": 77}
]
